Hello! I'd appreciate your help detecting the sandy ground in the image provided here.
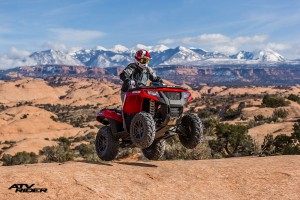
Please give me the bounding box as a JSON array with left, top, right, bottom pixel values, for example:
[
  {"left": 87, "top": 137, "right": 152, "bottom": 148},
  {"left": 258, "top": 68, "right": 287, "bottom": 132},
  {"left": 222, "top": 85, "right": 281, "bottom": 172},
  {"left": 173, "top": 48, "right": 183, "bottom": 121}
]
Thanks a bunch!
[{"left": 0, "top": 156, "right": 299, "bottom": 200}]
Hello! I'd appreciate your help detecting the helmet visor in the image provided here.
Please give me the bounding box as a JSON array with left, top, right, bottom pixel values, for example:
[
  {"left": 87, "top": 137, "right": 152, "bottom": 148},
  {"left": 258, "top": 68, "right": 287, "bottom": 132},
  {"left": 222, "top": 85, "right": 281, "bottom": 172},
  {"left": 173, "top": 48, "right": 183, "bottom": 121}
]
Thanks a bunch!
[{"left": 140, "top": 58, "right": 150, "bottom": 64}]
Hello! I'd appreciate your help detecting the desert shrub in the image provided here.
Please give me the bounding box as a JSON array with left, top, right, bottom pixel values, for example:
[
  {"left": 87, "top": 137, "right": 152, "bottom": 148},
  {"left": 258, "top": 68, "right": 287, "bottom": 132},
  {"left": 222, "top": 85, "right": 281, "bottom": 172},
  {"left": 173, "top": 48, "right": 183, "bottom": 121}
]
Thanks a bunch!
[
  {"left": 75, "top": 143, "right": 94, "bottom": 157},
  {"left": 247, "top": 118, "right": 266, "bottom": 129},
  {"left": 197, "top": 108, "right": 218, "bottom": 119},
  {"left": 223, "top": 108, "right": 239, "bottom": 120},
  {"left": 73, "top": 136, "right": 85, "bottom": 142},
  {"left": 262, "top": 94, "right": 290, "bottom": 108},
  {"left": 73, "top": 132, "right": 96, "bottom": 143},
  {"left": 74, "top": 142, "right": 102, "bottom": 161},
  {"left": 287, "top": 94, "right": 300, "bottom": 103},
  {"left": 261, "top": 130, "right": 300, "bottom": 156},
  {"left": 272, "top": 108, "right": 288, "bottom": 122},
  {"left": 260, "top": 134, "right": 275, "bottom": 155},
  {"left": 85, "top": 132, "right": 96, "bottom": 140},
  {"left": 50, "top": 116, "right": 58, "bottom": 122},
  {"left": 40, "top": 145, "right": 75, "bottom": 163},
  {"left": 20, "top": 114, "right": 28, "bottom": 119},
  {"left": 164, "top": 136, "right": 212, "bottom": 160},
  {"left": 273, "top": 134, "right": 291, "bottom": 154},
  {"left": 209, "top": 123, "right": 255, "bottom": 157},
  {"left": 291, "top": 119, "right": 300, "bottom": 140},
  {"left": 55, "top": 137, "right": 71, "bottom": 147},
  {"left": 254, "top": 115, "right": 265, "bottom": 122},
  {"left": 208, "top": 139, "right": 224, "bottom": 158},
  {"left": 117, "top": 148, "right": 141, "bottom": 160},
  {"left": 197, "top": 108, "right": 220, "bottom": 136},
  {"left": 1, "top": 152, "right": 38, "bottom": 166}
]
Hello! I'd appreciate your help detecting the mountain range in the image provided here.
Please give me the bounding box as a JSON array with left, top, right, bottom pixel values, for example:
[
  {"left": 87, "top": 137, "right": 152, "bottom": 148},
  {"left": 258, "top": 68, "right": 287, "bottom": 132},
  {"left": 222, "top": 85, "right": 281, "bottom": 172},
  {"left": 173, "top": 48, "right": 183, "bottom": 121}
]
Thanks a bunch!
[{"left": 2, "top": 45, "right": 299, "bottom": 69}]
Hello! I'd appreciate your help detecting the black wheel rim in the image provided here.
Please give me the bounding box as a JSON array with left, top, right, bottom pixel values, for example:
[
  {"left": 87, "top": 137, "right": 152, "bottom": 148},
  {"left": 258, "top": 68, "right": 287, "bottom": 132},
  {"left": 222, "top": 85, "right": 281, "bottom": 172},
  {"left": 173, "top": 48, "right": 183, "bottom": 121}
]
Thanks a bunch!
[
  {"left": 133, "top": 120, "right": 144, "bottom": 139},
  {"left": 98, "top": 135, "right": 107, "bottom": 153}
]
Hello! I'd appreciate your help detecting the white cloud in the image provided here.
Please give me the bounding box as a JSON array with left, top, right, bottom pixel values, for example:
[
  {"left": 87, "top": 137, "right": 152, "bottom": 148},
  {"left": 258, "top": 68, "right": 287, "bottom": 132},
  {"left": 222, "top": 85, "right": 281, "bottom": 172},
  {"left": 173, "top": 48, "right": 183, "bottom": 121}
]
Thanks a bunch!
[
  {"left": 212, "top": 45, "right": 237, "bottom": 54},
  {"left": 9, "top": 47, "right": 31, "bottom": 59},
  {"left": 197, "top": 34, "right": 230, "bottom": 44},
  {"left": 159, "top": 33, "right": 230, "bottom": 45},
  {"left": 266, "top": 43, "right": 290, "bottom": 51},
  {"left": 41, "top": 41, "right": 67, "bottom": 51},
  {"left": 158, "top": 33, "right": 272, "bottom": 54},
  {"left": 233, "top": 35, "right": 267, "bottom": 45},
  {"left": 49, "top": 28, "right": 104, "bottom": 43},
  {"left": 0, "top": 47, "right": 36, "bottom": 69},
  {"left": 0, "top": 54, "right": 36, "bottom": 70},
  {"left": 158, "top": 38, "right": 175, "bottom": 44}
]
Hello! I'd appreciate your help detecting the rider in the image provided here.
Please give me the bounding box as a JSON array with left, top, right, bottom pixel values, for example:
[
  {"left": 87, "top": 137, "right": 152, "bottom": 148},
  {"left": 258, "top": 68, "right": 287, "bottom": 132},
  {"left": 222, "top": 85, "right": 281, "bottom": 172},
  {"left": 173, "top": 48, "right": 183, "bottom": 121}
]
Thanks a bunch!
[{"left": 120, "top": 49, "right": 163, "bottom": 103}]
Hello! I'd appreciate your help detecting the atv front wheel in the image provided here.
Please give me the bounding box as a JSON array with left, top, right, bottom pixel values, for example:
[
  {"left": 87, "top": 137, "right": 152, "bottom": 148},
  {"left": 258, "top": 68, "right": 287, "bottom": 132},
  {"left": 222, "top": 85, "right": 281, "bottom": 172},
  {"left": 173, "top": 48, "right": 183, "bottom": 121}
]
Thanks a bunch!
[
  {"left": 130, "top": 112, "right": 156, "bottom": 149},
  {"left": 95, "top": 126, "right": 119, "bottom": 161},
  {"left": 178, "top": 113, "right": 203, "bottom": 149},
  {"left": 142, "top": 139, "right": 165, "bottom": 160}
]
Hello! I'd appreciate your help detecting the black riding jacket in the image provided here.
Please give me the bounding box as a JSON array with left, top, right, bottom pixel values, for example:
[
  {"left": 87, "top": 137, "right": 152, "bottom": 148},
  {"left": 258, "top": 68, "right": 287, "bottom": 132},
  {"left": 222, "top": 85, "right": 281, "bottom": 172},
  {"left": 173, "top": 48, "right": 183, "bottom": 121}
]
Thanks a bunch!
[{"left": 120, "top": 63, "right": 162, "bottom": 92}]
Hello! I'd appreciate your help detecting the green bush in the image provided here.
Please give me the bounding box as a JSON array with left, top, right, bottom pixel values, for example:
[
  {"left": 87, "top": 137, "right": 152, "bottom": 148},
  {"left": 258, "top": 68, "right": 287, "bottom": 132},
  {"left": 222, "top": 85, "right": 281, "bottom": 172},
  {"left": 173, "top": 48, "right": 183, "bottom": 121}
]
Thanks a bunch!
[
  {"left": 261, "top": 134, "right": 276, "bottom": 155},
  {"left": 1, "top": 152, "right": 38, "bottom": 166},
  {"left": 73, "top": 132, "right": 96, "bottom": 143},
  {"left": 292, "top": 120, "right": 300, "bottom": 140},
  {"left": 117, "top": 148, "right": 141, "bottom": 160},
  {"left": 209, "top": 123, "right": 255, "bottom": 157},
  {"left": 55, "top": 137, "right": 71, "bottom": 146},
  {"left": 164, "top": 136, "right": 212, "bottom": 160},
  {"left": 262, "top": 94, "right": 290, "bottom": 108},
  {"left": 223, "top": 108, "right": 239, "bottom": 120},
  {"left": 197, "top": 108, "right": 218, "bottom": 119},
  {"left": 75, "top": 143, "right": 94, "bottom": 157},
  {"left": 261, "top": 126, "right": 300, "bottom": 156},
  {"left": 254, "top": 115, "right": 265, "bottom": 122},
  {"left": 287, "top": 94, "right": 300, "bottom": 103},
  {"left": 272, "top": 108, "right": 288, "bottom": 121},
  {"left": 40, "top": 145, "right": 74, "bottom": 163}
]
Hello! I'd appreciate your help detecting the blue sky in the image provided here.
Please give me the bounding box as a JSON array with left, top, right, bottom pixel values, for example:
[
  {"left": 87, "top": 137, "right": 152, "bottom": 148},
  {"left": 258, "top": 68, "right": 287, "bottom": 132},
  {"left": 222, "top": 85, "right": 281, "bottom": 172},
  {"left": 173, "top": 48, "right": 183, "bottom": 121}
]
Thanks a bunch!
[{"left": 1, "top": 0, "right": 300, "bottom": 59}]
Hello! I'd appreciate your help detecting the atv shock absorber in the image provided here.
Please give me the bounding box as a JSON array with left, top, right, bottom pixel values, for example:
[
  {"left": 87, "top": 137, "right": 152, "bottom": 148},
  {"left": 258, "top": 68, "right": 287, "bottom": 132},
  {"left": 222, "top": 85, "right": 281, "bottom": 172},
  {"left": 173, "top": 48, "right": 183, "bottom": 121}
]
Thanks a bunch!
[{"left": 149, "top": 99, "right": 155, "bottom": 117}]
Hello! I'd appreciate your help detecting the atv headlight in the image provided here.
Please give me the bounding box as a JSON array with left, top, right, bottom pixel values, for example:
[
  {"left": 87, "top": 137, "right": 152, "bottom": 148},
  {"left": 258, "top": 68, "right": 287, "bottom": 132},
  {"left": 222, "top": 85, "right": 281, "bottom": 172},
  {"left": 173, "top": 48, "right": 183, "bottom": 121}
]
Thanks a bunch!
[
  {"left": 146, "top": 90, "right": 160, "bottom": 97},
  {"left": 182, "top": 92, "right": 191, "bottom": 99}
]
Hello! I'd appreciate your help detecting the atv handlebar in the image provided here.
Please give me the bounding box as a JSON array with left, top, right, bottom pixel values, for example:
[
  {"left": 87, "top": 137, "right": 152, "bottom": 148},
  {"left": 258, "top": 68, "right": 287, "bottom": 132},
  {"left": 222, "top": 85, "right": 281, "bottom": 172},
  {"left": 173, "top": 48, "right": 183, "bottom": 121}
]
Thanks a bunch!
[{"left": 127, "top": 82, "right": 187, "bottom": 92}]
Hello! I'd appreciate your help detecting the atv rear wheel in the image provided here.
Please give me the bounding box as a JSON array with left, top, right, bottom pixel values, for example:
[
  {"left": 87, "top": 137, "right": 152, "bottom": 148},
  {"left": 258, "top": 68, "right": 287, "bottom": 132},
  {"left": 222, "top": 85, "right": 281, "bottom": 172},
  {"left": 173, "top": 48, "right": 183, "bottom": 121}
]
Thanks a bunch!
[
  {"left": 130, "top": 112, "right": 156, "bottom": 149},
  {"left": 178, "top": 113, "right": 203, "bottom": 149},
  {"left": 142, "top": 139, "right": 165, "bottom": 160},
  {"left": 95, "top": 126, "right": 119, "bottom": 161}
]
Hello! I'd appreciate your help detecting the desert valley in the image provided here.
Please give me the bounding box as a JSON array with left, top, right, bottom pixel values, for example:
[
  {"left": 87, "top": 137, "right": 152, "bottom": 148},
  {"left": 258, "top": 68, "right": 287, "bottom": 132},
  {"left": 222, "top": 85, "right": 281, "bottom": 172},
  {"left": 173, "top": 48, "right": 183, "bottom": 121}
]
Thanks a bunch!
[{"left": 0, "top": 76, "right": 300, "bottom": 199}]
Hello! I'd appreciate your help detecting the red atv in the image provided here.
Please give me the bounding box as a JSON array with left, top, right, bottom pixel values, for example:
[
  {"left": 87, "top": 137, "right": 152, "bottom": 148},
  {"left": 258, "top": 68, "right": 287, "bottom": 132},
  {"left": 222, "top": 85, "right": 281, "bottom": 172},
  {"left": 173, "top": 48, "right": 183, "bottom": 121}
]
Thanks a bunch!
[{"left": 95, "top": 82, "right": 203, "bottom": 161}]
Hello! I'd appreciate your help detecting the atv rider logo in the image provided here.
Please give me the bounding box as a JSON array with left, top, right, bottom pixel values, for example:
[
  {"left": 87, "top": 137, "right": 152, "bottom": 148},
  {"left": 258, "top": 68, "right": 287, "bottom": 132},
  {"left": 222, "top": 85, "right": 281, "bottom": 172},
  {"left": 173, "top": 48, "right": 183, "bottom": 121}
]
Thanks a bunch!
[{"left": 8, "top": 184, "right": 47, "bottom": 193}]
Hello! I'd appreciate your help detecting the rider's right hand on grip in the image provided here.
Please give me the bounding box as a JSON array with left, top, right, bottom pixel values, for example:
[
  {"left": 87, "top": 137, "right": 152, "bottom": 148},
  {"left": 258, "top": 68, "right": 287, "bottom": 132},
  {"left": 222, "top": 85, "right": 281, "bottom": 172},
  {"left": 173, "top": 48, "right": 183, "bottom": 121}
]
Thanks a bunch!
[{"left": 128, "top": 80, "right": 136, "bottom": 86}]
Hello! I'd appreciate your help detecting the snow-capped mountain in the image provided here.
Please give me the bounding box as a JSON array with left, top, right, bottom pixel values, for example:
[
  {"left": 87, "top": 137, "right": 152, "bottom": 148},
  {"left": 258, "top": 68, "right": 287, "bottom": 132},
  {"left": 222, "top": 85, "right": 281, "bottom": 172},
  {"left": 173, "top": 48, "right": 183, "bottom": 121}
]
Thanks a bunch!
[
  {"left": 159, "top": 46, "right": 204, "bottom": 65},
  {"left": 134, "top": 44, "right": 170, "bottom": 53},
  {"left": 230, "top": 49, "right": 286, "bottom": 62},
  {"left": 3, "top": 45, "right": 292, "bottom": 69},
  {"left": 109, "top": 45, "right": 129, "bottom": 53},
  {"left": 29, "top": 49, "right": 81, "bottom": 65}
]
